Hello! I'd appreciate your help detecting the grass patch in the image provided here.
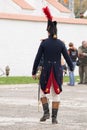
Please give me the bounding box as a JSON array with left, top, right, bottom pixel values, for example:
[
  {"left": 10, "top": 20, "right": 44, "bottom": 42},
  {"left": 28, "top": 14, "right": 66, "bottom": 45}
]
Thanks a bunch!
[
  {"left": 0, "top": 76, "right": 80, "bottom": 85},
  {"left": 0, "top": 76, "right": 38, "bottom": 85}
]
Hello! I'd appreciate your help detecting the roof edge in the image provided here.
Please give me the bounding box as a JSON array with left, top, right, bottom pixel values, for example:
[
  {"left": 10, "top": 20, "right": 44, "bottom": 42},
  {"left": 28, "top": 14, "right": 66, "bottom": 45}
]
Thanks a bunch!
[
  {"left": 12, "top": 0, "right": 35, "bottom": 10},
  {"left": 0, "top": 13, "right": 87, "bottom": 25},
  {"left": 45, "top": 0, "right": 71, "bottom": 13}
]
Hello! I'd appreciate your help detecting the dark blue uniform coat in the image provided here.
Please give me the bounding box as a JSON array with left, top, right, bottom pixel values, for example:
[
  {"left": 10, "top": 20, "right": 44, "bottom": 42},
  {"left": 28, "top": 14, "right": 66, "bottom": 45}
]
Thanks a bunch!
[{"left": 32, "top": 36, "right": 73, "bottom": 94}]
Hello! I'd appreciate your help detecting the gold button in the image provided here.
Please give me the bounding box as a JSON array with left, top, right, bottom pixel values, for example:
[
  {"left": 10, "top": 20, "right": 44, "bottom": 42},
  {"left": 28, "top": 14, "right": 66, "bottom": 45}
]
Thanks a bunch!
[
  {"left": 57, "top": 88, "right": 60, "bottom": 93},
  {"left": 45, "top": 88, "right": 49, "bottom": 92}
]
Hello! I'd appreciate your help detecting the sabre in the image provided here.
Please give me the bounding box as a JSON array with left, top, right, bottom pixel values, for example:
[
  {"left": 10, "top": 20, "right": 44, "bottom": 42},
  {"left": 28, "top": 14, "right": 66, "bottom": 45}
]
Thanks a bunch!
[
  {"left": 36, "top": 66, "right": 42, "bottom": 111},
  {"left": 38, "top": 81, "right": 41, "bottom": 112},
  {"left": 38, "top": 82, "right": 40, "bottom": 112},
  {"left": 36, "top": 66, "right": 42, "bottom": 112}
]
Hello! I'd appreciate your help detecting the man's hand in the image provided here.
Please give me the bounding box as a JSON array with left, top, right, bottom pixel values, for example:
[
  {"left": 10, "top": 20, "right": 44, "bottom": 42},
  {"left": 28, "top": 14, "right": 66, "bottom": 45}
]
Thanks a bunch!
[
  {"left": 78, "top": 53, "right": 84, "bottom": 58},
  {"left": 82, "top": 53, "right": 87, "bottom": 56},
  {"left": 32, "top": 75, "right": 36, "bottom": 79}
]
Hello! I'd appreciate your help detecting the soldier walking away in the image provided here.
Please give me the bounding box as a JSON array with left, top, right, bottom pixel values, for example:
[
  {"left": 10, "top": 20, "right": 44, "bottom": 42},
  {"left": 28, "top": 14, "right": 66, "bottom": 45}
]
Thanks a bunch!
[{"left": 32, "top": 6, "right": 73, "bottom": 124}]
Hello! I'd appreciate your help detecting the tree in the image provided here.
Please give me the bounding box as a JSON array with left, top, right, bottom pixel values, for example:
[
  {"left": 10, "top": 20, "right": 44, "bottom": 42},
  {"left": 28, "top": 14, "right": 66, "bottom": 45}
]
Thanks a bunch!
[
  {"left": 64, "top": 0, "right": 68, "bottom": 4},
  {"left": 58, "top": 0, "right": 87, "bottom": 18}
]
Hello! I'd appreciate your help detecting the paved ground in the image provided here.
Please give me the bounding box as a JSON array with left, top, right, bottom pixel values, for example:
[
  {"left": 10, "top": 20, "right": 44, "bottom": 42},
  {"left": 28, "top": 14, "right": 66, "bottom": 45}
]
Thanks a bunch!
[{"left": 0, "top": 83, "right": 87, "bottom": 130}]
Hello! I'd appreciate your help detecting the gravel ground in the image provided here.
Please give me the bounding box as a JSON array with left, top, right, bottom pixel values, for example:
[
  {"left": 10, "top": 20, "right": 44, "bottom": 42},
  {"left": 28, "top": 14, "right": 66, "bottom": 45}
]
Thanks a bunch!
[{"left": 0, "top": 83, "right": 87, "bottom": 130}]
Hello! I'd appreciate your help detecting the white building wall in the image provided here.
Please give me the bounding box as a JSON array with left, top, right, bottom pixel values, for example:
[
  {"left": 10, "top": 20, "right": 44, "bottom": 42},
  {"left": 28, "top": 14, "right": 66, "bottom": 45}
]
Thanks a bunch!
[
  {"left": 58, "top": 23, "right": 87, "bottom": 47},
  {"left": 0, "top": 19, "right": 47, "bottom": 76},
  {"left": 0, "top": 19, "right": 87, "bottom": 76}
]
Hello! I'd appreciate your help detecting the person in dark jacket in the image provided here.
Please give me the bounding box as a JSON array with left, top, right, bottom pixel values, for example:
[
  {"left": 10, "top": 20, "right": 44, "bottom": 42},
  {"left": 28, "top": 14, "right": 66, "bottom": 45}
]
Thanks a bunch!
[
  {"left": 32, "top": 6, "right": 73, "bottom": 124},
  {"left": 67, "top": 42, "right": 78, "bottom": 86}
]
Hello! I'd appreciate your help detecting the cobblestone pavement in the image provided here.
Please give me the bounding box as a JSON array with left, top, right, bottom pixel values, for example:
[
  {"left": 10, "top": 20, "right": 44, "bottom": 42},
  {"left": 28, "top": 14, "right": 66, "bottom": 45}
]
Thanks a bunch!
[{"left": 0, "top": 83, "right": 87, "bottom": 130}]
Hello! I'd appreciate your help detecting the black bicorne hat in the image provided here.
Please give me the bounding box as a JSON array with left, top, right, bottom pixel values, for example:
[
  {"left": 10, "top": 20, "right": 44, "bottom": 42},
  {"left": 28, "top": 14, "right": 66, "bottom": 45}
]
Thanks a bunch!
[
  {"left": 42, "top": 6, "right": 57, "bottom": 39},
  {"left": 47, "top": 20, "right": 57, "bottom": 38}
]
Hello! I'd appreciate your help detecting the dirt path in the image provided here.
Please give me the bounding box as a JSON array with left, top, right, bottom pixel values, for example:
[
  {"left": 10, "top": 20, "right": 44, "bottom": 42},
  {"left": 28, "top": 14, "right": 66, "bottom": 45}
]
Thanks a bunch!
[{"left": 0, "top": 84, "right": 87, "bottom": 130}]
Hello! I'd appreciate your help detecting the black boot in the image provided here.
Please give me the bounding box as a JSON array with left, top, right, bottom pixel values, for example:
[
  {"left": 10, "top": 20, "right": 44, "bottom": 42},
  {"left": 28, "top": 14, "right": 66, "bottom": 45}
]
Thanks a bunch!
[
  {"left": 40, "top": 103, "right": 50, "bottom": 121},
  {"left": 52, "top": 102, "right": 60, "bottom": 124},
  {"left": 40, "top": 97, "right": 50, "bottom": 122},
  {"left": 52, "top": 109, "right": 58, "bottom": 124}
]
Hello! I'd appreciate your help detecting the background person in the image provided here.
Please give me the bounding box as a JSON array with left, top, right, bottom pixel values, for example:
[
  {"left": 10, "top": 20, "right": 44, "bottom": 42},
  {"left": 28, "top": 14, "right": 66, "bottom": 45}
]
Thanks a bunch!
[
  {"left": 67, "top": 42, "right": 78, "bottom": 86},
  {"left": 78, "top": 41, "right": 87, "bottom": 84}
]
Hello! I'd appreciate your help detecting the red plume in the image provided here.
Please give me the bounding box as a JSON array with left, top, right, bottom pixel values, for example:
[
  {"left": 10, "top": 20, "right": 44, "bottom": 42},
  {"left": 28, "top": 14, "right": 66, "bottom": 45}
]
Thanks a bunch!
[{"left": 42, "top": 6, "right": 52, "bottom": 21}]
